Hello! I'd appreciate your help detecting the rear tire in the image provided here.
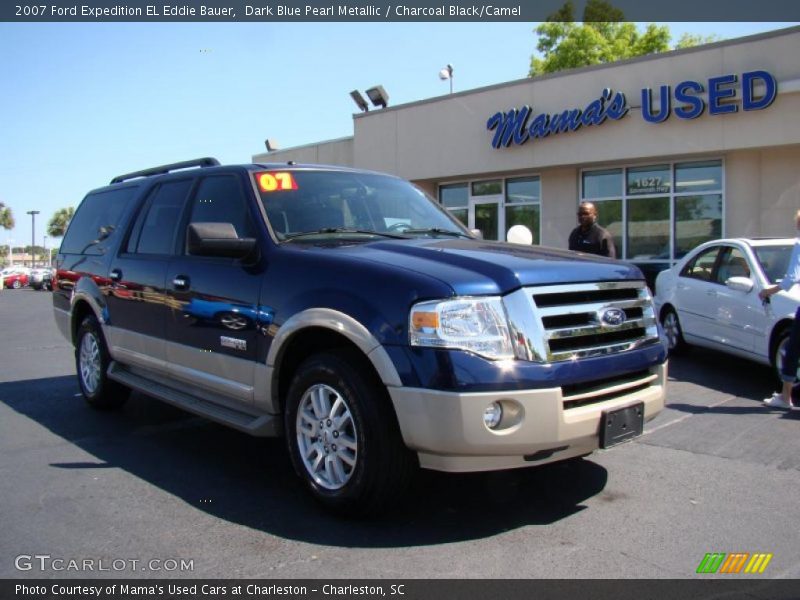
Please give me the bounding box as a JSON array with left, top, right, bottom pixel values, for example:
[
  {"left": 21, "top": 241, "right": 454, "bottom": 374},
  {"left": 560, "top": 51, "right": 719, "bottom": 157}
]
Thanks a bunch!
[
  {"left": 284, "top": 350, "right": 416, "bottom": 516},
  {"left": 75, "top": 315, "right": 129, "bottom": 409}
]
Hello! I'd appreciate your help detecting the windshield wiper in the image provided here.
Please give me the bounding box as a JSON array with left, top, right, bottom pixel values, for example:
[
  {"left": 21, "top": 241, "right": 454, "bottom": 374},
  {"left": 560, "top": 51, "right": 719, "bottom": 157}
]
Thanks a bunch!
[
  {"left": 401, "top": 227, "right": 472, "bottom": 238},
  {"left": 284, "top": 228, "right": 408, "bottom": 241}
]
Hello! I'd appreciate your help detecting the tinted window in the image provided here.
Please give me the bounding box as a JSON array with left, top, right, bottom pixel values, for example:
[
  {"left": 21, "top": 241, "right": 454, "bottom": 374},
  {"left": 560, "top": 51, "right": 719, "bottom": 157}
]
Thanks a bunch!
[
  {"left": 127, "top": 180, "right": 192, "bottom": 255},
  {"left": 627, "top": 165, "right": 671, "bottom": 195},
  {"left": 439, "top": 183, "right": 468, "bottom": 209},
  {"left": 675, "top": 160, "right": 722, "bottom": 193},
  {"left": 187, "top": 176, "right": 256, "bottom": 246},
  {"left": 583, "top": 169, "right": 622, "bottom": 199},
  {"left": 471, "top": 180, "right": 502, "bottom": 196},
  {"left": 61, "top": 187, "right": 137, "bottom": 255}
]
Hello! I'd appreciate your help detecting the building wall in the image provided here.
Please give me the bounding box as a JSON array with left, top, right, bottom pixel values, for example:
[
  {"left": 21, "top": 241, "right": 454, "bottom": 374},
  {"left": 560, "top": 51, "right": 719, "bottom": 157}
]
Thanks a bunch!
[
  {"left": 253, "top": 27, "right": 800, "bottom": 246},
  {"left": 351, "top": 27, "right": 800, "bottom": 182},
  {"left": 253, "top": 137, "right": 354, "bottom": 167}
]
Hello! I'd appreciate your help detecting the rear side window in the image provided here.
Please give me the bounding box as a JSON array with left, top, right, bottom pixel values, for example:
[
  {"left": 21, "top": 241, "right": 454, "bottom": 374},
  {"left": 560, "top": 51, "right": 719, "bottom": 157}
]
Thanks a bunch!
[
  {"left": 126, "top": 179, "right": 193, "bottom": 255},
  {"left": 61, "top": 187, "right": 137, "bottom": 255}
]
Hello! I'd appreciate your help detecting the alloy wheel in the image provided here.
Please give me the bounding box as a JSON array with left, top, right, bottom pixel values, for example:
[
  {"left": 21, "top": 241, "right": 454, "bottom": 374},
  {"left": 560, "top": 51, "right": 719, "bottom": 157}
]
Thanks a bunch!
[
  {"left": 295, "top": 383, "right": 358, "bottom": 490},
  {"left": 79, "top": 332, "right": 102, "bottom": 395}
]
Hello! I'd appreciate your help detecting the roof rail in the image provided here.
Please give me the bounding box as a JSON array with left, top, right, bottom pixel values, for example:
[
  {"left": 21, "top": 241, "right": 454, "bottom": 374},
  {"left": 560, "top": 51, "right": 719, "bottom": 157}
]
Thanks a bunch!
[{"left": 110, "top": 157, "right": 220, "bottom": 184}]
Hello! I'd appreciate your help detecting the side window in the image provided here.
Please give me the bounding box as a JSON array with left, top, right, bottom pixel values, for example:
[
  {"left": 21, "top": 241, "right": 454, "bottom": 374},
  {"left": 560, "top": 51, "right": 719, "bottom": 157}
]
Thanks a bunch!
[
  {"left": 680, "top": 247, "right": 719, "bottom": 282},
  {"left": 715, "top": 248, "right": 751, "bottom": 284},
  {"left": 61, "top": 187, "right": 137, "bottom": 255},
  {"left": 186, "top": 175, "right": 255, "bottom": 253},
  {"left": 126, "top": 179, "right": 192, "bottom": 255}
]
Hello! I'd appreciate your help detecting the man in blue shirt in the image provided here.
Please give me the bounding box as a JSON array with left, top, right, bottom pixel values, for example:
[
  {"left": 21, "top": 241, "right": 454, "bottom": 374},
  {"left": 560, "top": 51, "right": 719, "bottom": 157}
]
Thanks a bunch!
[{"left": 760, "top": 209, "right": 800, "bottom": 410}]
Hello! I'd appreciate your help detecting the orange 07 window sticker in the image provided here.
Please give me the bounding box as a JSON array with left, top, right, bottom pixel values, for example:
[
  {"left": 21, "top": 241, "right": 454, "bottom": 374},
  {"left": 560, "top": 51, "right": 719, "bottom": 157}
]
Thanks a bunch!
[{"left": 257, "top": 171, "right": 298, "bottom": 192}]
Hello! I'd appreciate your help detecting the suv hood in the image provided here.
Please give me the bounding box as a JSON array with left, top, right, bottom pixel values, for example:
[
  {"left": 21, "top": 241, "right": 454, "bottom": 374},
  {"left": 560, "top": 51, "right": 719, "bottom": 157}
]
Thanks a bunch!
[{"left": 306, "top": 238, "right": 643, "bottom": 296}]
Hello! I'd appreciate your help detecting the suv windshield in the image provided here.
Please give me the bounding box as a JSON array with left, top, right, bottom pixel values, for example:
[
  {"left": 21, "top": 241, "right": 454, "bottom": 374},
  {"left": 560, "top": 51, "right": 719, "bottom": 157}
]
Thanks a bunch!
[{"left": 254, "top": 170, "right": 470, "bottom": 241}]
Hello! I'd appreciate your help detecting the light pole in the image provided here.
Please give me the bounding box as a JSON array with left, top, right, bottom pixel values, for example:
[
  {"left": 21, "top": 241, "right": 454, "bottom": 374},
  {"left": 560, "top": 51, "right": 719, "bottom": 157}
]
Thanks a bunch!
[
  {"left": 439, "top": 63, "right": 454, "bottom": 94},
  {"left": 43, "top": 235, "right": 48, "bottom": 267},
  {"left": 27, "top": 210, "right": 40, "bottom": 268}
]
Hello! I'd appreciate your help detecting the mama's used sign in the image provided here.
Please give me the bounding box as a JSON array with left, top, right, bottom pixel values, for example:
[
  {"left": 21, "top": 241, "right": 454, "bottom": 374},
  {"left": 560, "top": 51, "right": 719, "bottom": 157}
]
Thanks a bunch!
[{"left": 487, "top": 70, "right": 776, "bottom": 149}]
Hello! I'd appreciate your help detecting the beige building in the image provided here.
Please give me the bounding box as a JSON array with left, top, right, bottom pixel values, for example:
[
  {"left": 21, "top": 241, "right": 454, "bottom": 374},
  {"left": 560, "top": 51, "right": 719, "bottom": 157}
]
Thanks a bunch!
[{"left": 254, "top": 26, "right": 800, "bottom": 283}]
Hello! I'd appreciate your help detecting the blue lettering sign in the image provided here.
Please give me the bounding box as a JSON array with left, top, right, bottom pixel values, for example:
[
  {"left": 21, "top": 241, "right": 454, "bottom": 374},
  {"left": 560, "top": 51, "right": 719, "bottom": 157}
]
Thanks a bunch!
[
  {"left": 487, "top": 106, "right": 531, "bottom": 148},
  {"left": 487, "top": 71, "right": 776, "bottom": 148},
  {"left": 487, "top": 89, "right": 628, "bottom": 148},
  {"left": 708, "top": 74, "right": 738, "bottom": 115},
  {"left": 641, "top": 86, "right": 670, "bottom": 123},
  {"left": 742, "top": 70, "right": 777, "bottom": 111},
  {"left": 674, "top": 80, "right": 705, "bottom": 119}
]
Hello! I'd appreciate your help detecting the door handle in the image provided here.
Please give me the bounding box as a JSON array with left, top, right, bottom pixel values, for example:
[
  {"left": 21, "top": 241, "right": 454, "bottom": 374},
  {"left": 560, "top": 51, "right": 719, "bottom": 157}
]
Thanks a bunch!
[
  {"left": 172, "top": 276, "right": 190, "bottom": 291},
  {"left": 109, "top": 269, "right": 122, "bottom": 282}
]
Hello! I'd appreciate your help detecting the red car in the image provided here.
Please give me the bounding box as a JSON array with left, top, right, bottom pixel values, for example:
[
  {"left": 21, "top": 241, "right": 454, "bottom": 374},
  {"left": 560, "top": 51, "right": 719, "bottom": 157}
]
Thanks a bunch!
[{"left": 3, "top": 272, "right": 29, "bottom": 289}]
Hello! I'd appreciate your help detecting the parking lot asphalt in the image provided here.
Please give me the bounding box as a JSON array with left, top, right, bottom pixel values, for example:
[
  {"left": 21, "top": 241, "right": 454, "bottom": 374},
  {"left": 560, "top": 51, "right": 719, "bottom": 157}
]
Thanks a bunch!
[{"left": 1, "top": 288, "right": 799, "bottom": 580}]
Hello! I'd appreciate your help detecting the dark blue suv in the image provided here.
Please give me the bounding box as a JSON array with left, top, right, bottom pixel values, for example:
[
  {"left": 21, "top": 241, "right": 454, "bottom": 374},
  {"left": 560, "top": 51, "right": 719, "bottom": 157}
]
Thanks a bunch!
[{"left": 53, "top": 158, "right": 667, "bottom": 514}]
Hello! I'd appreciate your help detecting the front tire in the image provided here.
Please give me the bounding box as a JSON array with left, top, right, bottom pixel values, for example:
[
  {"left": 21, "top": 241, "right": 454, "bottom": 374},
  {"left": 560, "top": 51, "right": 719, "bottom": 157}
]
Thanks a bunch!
[
  {"left": 284, "top": 350, "right": 416, "bottom": 515},
  {"left": 75, "top": 315, "right": 129, "bottom": 409},
  {"left": 661, "top": 307, "right": 687, "bottom": 355},
  {"left": 771, "top": 327, "right": 800, "bottom": 386}
]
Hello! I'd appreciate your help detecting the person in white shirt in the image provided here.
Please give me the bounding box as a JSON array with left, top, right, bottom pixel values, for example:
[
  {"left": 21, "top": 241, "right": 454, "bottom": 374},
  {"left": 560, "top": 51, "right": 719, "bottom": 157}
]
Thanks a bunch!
[{"left": 760, "top": 209, "right": 800, "bottom": 410}]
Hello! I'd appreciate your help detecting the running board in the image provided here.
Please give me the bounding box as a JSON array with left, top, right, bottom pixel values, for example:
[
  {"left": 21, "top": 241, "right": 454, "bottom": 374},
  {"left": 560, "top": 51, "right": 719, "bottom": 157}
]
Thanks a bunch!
[{"left": 108, "top": 362, "right": 279, "bottom": 437}]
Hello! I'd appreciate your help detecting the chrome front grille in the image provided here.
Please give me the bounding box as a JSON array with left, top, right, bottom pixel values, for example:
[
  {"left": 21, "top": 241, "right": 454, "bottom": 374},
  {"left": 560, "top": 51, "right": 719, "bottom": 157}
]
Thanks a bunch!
[{"left": 503, "top": 281, "right": 660, "bottom": 362}]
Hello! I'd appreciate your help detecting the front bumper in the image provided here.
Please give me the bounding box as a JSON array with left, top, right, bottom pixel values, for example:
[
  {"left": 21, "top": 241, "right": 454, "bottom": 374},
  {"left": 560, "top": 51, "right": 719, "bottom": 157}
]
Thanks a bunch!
[{"left": 388, "top": 362, "right": 666, "bottom": 472}]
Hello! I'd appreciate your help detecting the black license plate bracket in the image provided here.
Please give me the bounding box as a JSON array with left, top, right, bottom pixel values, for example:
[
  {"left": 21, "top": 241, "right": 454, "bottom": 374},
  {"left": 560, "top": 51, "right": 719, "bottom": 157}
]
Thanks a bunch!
[{"left": 600, "top": 402, "right": 644, "bottom": 449}]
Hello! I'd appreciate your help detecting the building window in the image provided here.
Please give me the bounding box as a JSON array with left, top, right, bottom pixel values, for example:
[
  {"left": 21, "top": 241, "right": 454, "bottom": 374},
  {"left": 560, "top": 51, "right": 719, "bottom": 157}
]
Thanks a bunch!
[
  {"left": 582, "top": 160, "right": 723, "bottom": 270},
  {"left": 439, "top": 183, "right": 468, "bottom": 226},
  {"left": 471, "top": 179, "right": 502, "bottom": 196},
  {"left": 439, "top": 176, "right": 541, "bottom": 243}
]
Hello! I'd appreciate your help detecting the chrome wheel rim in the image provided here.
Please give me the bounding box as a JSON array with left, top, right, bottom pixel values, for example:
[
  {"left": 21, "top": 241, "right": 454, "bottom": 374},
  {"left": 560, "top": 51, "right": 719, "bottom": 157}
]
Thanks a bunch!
[
  {"left": 79, "top": 333, "right": 102, "bottom": 395},
  {"left": 295, "top": 383, "right": 358, "bottom": 490},
  {"left": 663, "top": 311, "right": 680, "bottom": 350}
]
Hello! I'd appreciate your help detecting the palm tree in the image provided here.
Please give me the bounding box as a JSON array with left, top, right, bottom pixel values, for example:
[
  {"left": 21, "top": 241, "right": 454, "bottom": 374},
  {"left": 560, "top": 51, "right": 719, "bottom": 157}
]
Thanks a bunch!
[
  {"left": 0, "top": 202, "right": 14, "bottom": 231},
  {"left": 47, "top": 206, "right": 75, "bottom": 238}
]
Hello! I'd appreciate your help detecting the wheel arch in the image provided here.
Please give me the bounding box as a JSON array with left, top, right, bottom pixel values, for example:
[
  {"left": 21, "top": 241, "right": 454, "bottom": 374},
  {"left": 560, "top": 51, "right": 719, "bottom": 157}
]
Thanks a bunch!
[
  {"left": 70, "top": 297, "right": 103, "bottom": 346},
  {"left": 265, "top": 308, "right": 402, "bottom": 415},
  {"left": 659, "top": 302, "right": 677, "bottom": 322},
  {"left": 769, "top": 318, "right": 794, "bottom": 365}
]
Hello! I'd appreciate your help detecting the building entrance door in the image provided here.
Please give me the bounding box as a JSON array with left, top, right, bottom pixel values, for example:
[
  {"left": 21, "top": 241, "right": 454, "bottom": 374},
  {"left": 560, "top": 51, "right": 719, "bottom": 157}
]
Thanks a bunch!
[{"left": 471, "top": 199, "right": 501, "bottom": 241}]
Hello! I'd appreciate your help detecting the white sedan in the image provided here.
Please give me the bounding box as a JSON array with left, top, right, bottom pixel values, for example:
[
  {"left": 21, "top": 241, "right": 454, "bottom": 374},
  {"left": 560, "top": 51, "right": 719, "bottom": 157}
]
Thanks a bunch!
[{"left": 654, "top": 238, "right": 797, "bottom": 379}]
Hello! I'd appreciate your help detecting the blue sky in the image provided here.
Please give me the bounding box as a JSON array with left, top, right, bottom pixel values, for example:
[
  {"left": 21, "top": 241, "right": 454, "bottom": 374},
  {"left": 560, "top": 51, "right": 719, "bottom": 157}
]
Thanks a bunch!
[{"left": 0, "top": 21, "right": 796, "bottom": 250}]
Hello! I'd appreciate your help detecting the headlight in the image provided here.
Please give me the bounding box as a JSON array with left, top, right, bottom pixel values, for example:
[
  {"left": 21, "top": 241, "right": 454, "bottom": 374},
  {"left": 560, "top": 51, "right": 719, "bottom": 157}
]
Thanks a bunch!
[{"left": 409, "top": 296, "right": 514, "bottom": 360}]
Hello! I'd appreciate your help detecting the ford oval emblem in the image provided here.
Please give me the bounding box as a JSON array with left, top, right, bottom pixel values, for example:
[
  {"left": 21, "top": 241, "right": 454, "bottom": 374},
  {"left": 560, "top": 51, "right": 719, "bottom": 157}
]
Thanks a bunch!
[{"left": 601, "top": 308, "right": 626, "bottom": 327}]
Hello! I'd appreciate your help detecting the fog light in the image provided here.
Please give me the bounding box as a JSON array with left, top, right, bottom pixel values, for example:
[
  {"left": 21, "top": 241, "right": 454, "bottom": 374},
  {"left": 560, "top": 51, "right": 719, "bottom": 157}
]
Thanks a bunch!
[{"left": 483, "top": 402, "right": 503, "bottom": 429}]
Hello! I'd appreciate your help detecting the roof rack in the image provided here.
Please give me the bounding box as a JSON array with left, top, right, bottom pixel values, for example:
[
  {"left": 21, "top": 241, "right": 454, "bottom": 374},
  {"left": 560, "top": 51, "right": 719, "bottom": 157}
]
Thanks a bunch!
[{"left": 110, "top": 157, "right": 220, "bottom": 184}]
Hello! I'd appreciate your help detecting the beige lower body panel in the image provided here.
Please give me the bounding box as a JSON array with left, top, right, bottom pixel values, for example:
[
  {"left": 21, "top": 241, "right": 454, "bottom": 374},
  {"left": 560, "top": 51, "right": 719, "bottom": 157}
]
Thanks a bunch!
[{"left": 388, "top": 363, "right": 667, "bottom": 472}]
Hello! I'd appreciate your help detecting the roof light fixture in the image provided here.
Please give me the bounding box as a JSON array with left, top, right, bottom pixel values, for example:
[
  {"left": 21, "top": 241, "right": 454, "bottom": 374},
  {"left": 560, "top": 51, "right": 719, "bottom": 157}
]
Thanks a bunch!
[
  {"left": 365, "top": 85, "right": 389, "bottom": 109},
  {"left": 350, "top": 90, "right": 369, "bottom": 112}
]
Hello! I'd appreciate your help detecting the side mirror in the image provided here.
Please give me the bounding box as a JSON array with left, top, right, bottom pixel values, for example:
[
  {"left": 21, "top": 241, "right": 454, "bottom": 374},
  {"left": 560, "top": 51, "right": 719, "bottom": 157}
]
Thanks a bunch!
[
  {"left": 187, "top": 222, "right": 257, "bottom": 259},
  {"left": 726, "top": 276, "right": 754, "bottom": 293},
  {"left": 470, "top": 228, "right": 483, "bottom": 240}
]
